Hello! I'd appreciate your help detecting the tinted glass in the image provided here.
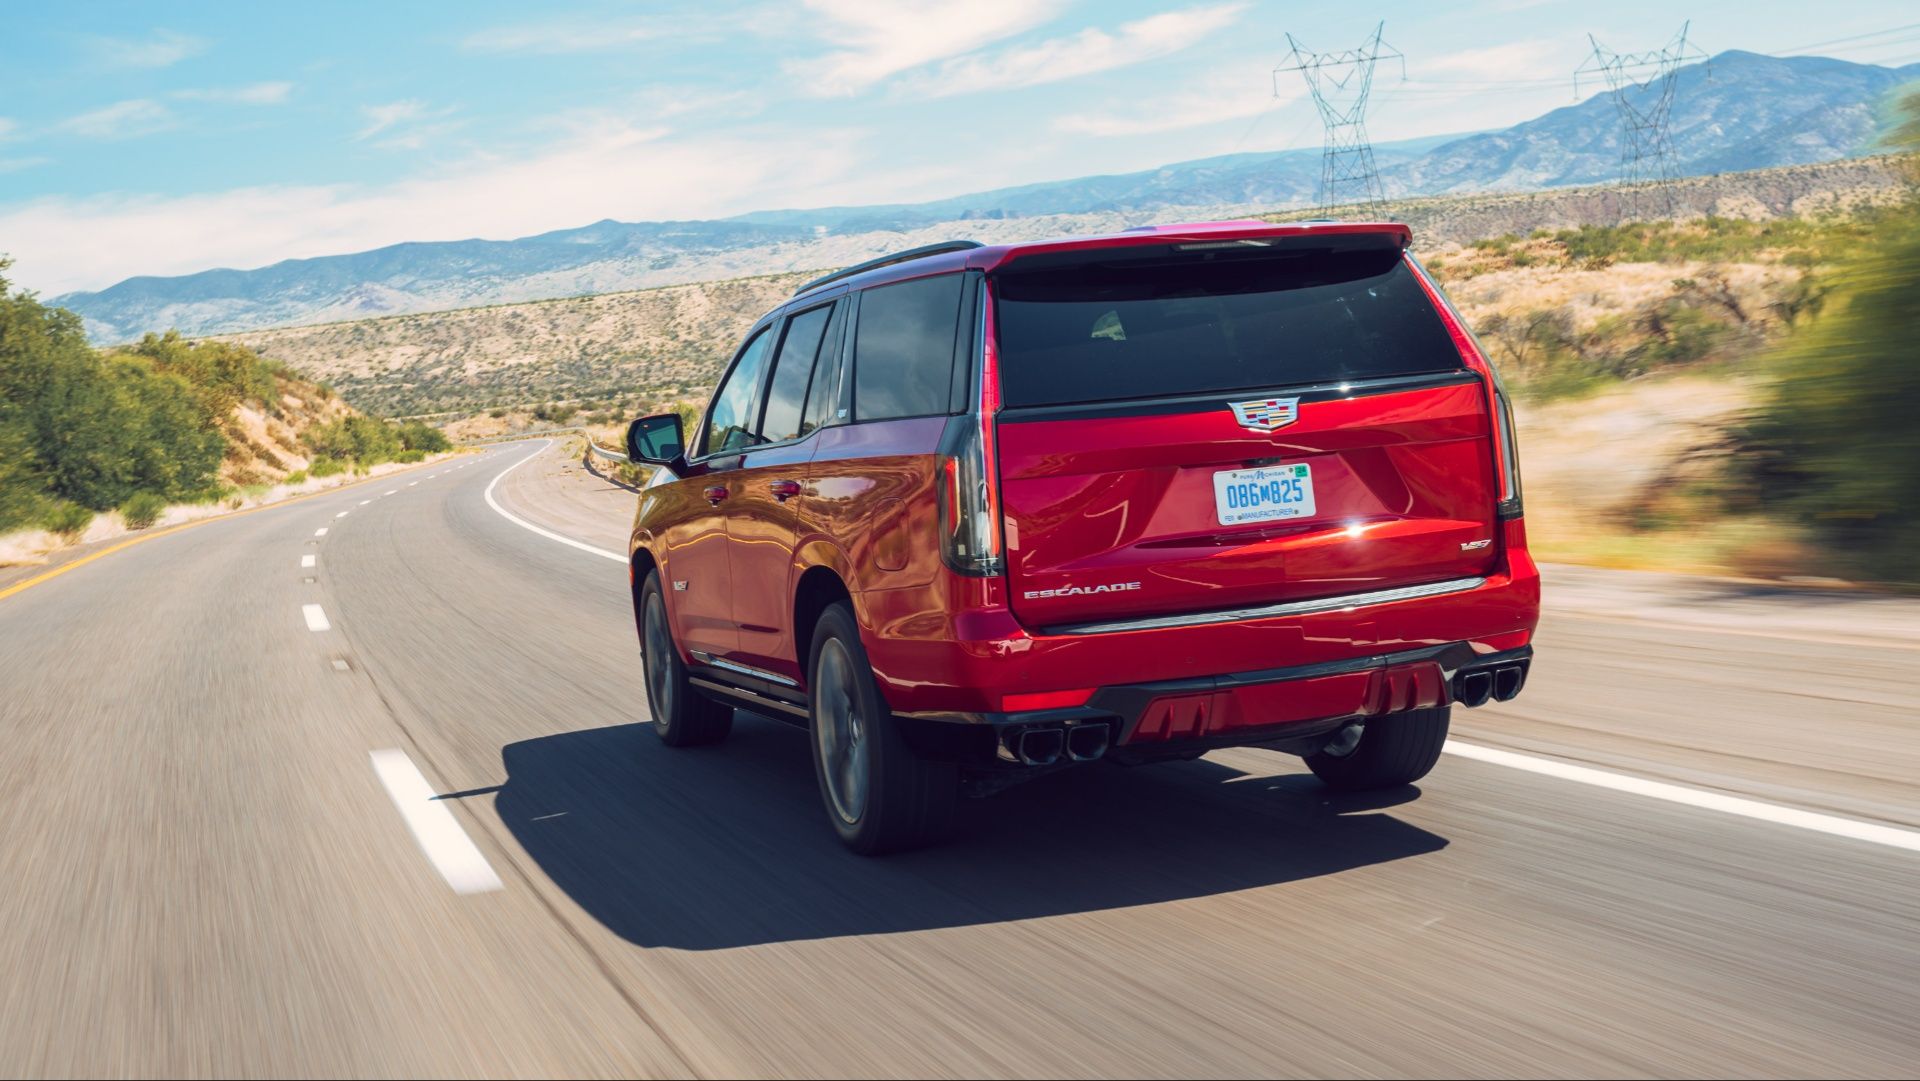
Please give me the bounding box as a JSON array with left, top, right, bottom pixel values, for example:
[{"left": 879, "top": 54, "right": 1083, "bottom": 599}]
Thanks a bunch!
[
  {"left": 853, "top": 274, "right": 963, "bottom": 421},
  {"left": 993, "top": 249, "right": 1461, "bottom": 409},
  {"left": 702, "top": 327, "right": 772, "bottom": 456},
  {"left": 803, "top": 308, "right": 845, "bottom": 436},
  {"left": 760, "top": 304, "right": 833, "bottom": 444}
]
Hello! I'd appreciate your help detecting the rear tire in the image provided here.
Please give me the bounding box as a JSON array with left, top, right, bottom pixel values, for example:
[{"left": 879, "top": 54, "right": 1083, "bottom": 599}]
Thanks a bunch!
[
  {"left": 808, "top": 602, "right": 957, "bottom": 855},
  {"left": 1304, "top": 706, "right": 1450, "bottom": 790},
  {"left": 638, "top": 571, "right": 732, "bottom": 747}
]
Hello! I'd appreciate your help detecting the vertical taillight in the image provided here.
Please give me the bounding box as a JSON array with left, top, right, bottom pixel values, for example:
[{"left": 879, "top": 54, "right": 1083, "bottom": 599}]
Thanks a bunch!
[
  {"left": 940, "top": 280, "right": 1005, "bottom": 576},
  {"left": 1408, "top": 256, "right": 1523, "bottom": 520}
]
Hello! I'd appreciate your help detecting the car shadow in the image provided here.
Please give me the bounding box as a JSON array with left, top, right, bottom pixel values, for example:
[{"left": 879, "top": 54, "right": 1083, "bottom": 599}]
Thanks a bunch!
[{"left": 480, "top": 714, "right": 1445, "bottom": 951}]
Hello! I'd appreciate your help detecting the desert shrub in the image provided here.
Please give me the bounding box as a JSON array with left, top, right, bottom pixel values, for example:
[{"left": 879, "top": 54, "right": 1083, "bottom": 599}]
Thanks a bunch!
[
  {"left": 393, "top": 448, "right": 426, "bottom": 463},
  {"left": 305, "top": 414, "right": 402, "bottom": 465},
  {"left": 284, "top": 469, "right": 308, "bottom": 485},
  {"left": 120, "top": 491, "right": 167, "bottom": 530},
  {"left": 394, "top": 420, "right": 451, "bottom": 453},
  {"left": 309, "top": 457, "right": 345, "bottom": 478},
  {"left": 44, "top": 501, "right": 92, "bottom": 541}
]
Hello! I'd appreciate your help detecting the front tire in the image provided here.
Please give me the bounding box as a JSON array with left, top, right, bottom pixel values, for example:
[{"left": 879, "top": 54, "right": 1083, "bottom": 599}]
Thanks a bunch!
[
  {"left": 808, "top": 603, "right": 957, "bottom": 855},
  {"left": 638, "top": 571, "right": 732, "bottom": 747},
  {"left": 1304, "top": 706, "right": 1450, "bottom": 790}
]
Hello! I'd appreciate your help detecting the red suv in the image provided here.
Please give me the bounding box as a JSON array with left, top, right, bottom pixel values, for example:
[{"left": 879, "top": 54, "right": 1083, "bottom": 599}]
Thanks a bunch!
[{"left": 623, "top": 220, "right": 1539, "bottom": 854}]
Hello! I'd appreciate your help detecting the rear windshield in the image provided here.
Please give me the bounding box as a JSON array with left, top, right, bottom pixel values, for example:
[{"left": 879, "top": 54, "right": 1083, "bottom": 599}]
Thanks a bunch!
[{"left": 993, "top": 248, "right": 1461, "bottom": 409}]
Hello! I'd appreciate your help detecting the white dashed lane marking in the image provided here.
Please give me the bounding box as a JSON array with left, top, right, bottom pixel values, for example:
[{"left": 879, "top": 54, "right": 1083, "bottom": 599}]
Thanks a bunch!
[
  {"left": 384, "top": 490, "right": 397, "bottom": 496},
  {"left": 1444, "top": 741, "right": 1920, "bottom": 854},
  {"left": 335, "top": 511, "right": 349, "bottom": 518},
  {"left": 359, "top": 499, "right": 371, "bottom": 506},
  {"left": 313, "top": 527, "right": 328, "bottom": 537},
  {"left": 301, "top": 604, "right": 330, "bottom": 632},
  {"left": 301, "top": 554, "right": 316, "bottom": 569},
  {"left": 369, "top": 750, "right": 503, "bottom": 895}
]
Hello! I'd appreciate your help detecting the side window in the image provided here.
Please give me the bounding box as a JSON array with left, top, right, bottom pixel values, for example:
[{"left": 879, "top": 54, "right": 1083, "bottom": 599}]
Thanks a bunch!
[
  {"left": 702, "top": 327, "right": 773, "bottom": 457},
  {"left": 759, "top": 303, "right": 834, "bottom": 444},
  {"left": 853, "top": 274, "right": 963, "bottom": 422},
  {"left": 803, "top": 303, "right": 846, "bottom": 436}
]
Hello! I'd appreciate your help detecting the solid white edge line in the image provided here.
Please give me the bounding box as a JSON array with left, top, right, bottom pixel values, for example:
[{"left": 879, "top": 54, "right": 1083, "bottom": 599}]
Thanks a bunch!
[
  {"left": 301, "top": 554, "right": 316, "bottom": 569},
  {"left": 368, "top": 749, "right": 503, "bottom": 895},
  {"left": 1444, "top": 740, "right": 1920, "bottom": 854},
  {"left": 482, "top": 441, "right": 625, "bottom": 563},
  {"left": 301, "top": 603, "right": 330, "bottom": 632}
]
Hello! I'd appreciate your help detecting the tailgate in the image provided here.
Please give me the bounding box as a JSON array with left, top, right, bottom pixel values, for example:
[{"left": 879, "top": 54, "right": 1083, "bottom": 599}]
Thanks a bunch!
[{"left": 990, "top": 237, "right": 1499, "bottom": 631}]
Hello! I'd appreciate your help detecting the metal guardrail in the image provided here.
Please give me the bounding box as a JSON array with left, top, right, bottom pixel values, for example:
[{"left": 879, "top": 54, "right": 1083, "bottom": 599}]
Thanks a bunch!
[
  {"left": 584, "top": 440, "right": 630, "bottom": 464},
  {"left": 462, "top": 426, "right": 630, "bottom": 462}
]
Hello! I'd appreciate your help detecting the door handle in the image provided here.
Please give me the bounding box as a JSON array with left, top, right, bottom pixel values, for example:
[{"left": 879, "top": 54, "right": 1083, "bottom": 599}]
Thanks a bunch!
[
  {"left": 702, "top": 485, "right": 729, "bottom": 505},
  {"left": 768, "top": 479, "right": 803, "bottom": 502}
]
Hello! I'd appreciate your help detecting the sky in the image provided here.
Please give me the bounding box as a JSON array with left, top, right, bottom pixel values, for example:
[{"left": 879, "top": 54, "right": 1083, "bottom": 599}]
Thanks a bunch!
[{"left": 1, "top": 1, "right": 1916, "bottom": 296}]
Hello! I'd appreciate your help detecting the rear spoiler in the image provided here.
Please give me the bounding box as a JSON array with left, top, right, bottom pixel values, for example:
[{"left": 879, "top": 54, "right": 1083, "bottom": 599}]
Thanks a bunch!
[{"left": 984, "top": 221, "right": 1411, "bottom": 274}]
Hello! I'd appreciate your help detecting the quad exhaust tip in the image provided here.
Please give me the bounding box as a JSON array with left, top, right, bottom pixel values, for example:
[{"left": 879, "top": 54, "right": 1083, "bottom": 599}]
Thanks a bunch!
[
  {"left": 1455, "top": 670, "right": 1494, "bottom": 708},
  {"left": 1452, "top": 662, "right": 1528, "bottom": 708},
  {"left": 1003, "top": 722, "right": 1111, "bottom": 766},
  {"left": 1066, "top": 723, "right": 1111, "bottom": 762},
  {"left": 1016, "top": 727, "right": 1064, "bottom": 767},
  {"left": 1492, "top": 664, "right": 1525, "bottom": 702}
]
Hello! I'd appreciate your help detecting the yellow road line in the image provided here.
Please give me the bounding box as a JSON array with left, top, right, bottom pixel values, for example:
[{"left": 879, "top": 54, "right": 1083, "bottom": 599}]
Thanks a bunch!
[{"left": 0, "top": 454, "right": 469, "bottom": 605}]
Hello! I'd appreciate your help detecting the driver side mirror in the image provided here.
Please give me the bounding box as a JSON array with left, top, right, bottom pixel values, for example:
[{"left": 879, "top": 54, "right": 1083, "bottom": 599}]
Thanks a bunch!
[{"left": 625, "top": 413, "right": 686, "bottom": 466}]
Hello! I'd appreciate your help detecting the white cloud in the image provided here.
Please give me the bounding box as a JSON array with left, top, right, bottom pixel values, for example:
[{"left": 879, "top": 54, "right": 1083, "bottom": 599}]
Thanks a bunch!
[
  {"left": 0, "top": 118, "right": 15, "bottom": 140},
  {"left": 60, "top": 100, "right": 176, "bottom": 140},
  {"left": 0, "top": 157, "right": 51, "bottom": 175},
  {"left": 461, "top": 19, "right": 661, "bottom": 53},
  {"left": 791, "top": 0, "right": 1069, "bottom": 96},
  {"left": 174, "top": 82, "right": 293, "bottom": 105},
  {"left": 88, "top": 30, "right": 208, "bottom": 70},
  {"left": 358, "top": 100, "right": 431, "bottom": 139},
  {"left": 0, "top": 120, "right": 883, "bottom": 295},
  {"left": 906, "top": 3, "right": 1248, "bottom": 98},
  {"left": 1421, "top": 40, "right": 1565, "bottom": 83},
  {"left": 1055, "top": 64, "right": 1297, "bottom": 137}
]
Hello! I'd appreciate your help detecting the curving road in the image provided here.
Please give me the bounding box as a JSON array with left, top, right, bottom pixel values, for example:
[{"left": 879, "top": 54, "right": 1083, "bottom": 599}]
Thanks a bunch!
[{"left": 1, "top": 440, "right": 1917, "bottom": 1078}]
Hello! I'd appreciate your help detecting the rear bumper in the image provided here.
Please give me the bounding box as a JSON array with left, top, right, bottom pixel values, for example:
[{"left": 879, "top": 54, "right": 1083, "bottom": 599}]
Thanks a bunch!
[
  {"left": 899, "top": 642, "right": 1532, "bottom": 763},
  {"left": 861, "top": 553, "right": 1541, "bottom": 716}
]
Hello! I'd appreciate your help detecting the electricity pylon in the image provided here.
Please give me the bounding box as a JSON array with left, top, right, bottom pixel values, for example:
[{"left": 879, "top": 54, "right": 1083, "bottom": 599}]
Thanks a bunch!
[
  {"left": 1275, "top": 22, "right": 1405, "bottom": 214},
  {"left": 1576, "top": 23, "right": 1708, "bottom": 219}
]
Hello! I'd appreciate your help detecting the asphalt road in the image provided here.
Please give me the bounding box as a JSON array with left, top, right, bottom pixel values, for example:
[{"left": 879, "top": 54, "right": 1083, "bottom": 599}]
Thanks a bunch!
[{"left": 2, "top": 439, "right": 1917, "bottom": 1078}]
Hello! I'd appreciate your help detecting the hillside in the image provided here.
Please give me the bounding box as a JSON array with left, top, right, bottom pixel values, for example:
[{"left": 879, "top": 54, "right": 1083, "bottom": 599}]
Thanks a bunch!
[
  {"left": 207, "top": 156, "right": 1908, "bottom": 418},
  {"left": 56, "top": 50, "right": 1920, "bottom": 342}
]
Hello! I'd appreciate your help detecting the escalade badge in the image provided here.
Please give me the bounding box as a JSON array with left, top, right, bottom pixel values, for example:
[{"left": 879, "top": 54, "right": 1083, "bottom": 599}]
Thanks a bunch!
[{"left": 1229, "top": 397, "right": 1300, "bottom": 432}]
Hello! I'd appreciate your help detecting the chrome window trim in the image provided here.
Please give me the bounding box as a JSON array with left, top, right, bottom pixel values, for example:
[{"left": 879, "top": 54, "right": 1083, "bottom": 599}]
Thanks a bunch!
[{"left": 1043, "top": 576, "right": 1487, "bottom": 637}]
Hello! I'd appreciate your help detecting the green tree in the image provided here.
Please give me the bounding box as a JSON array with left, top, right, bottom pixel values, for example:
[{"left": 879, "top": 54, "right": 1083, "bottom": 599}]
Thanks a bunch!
[{"left": 1742, "top": 90, "right": 1920, "bottom": 580}]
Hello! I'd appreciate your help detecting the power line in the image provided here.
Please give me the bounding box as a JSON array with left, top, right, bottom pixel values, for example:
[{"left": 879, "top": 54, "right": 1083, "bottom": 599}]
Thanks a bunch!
[{"left": 1274, "top": 22, "right": 1406, "bottom": 214}]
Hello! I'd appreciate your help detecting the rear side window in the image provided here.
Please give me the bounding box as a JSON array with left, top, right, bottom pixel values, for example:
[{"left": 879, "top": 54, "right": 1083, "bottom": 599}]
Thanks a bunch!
[
  {"left": 760, "top": 303, "right": 834, "bottom": 444},
  {"left": 993, "top": 249, "right": 1461, "bottom": 409},
  {"left": 702, "top": 327, "right": 773, "bottom": 456},
  {"left": 853, "top": 274, "right": 964, "bottom": 421}
]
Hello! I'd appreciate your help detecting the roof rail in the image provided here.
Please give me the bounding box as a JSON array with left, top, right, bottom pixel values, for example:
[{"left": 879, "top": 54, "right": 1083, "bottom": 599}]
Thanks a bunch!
[{"left": 793, "top": 240, "right": 982, "bottom": 297}]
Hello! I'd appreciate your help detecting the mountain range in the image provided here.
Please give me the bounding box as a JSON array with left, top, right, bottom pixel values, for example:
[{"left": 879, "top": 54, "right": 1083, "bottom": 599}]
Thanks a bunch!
[{"left": 53, "top": 50, "right": 1920, "bottom": 343}]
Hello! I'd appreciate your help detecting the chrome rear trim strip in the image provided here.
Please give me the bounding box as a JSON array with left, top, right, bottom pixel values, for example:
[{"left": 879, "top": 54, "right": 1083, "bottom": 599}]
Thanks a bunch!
[{"left": 1044, "top": 576, "right": 1488, "bottom": 636}]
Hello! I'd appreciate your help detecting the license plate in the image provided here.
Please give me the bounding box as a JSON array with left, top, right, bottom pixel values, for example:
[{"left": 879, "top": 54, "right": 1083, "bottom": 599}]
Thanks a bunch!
[{"left": 1213, "top": 463, "right": 1315, "bottom": 526}]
